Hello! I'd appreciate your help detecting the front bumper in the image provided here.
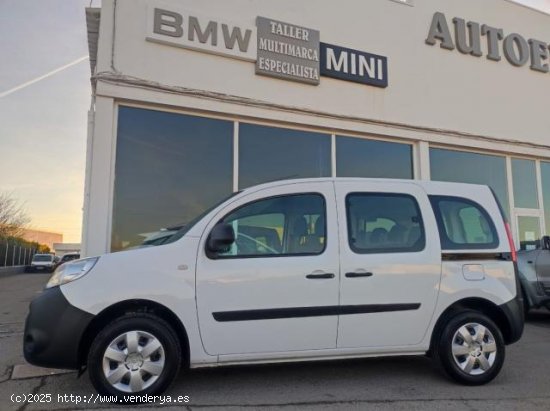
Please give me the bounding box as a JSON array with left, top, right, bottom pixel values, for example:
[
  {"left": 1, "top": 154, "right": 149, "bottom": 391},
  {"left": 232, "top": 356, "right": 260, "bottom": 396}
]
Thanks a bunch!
[
  {"left": 23, "top": 286, "right": 94, "bottom": 370},
  {"left": 27, "top": 265, "right": 55, "bottom": 272}
]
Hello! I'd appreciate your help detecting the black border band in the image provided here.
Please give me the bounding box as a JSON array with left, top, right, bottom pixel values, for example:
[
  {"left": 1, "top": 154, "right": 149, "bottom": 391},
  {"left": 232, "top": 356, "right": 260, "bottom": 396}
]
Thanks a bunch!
[
  {"left": 442, "top": 252, "right": 512, "bottom": 261},
  {"left": 212, "top": 303, "right": 421, "bottom": 322}
]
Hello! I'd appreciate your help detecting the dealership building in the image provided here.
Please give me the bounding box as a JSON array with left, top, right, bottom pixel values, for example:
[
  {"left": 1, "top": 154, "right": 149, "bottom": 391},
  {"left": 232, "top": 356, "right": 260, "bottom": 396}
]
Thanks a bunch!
[{"left": 82, "top": 0, "right": 550, "bottom": 256}]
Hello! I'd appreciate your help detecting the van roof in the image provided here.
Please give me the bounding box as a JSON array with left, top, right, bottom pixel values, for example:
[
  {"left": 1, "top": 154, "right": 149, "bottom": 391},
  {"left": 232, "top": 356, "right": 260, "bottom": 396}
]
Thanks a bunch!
[{"left": 239, "top": 177, "right": 492, "bottom": 196}]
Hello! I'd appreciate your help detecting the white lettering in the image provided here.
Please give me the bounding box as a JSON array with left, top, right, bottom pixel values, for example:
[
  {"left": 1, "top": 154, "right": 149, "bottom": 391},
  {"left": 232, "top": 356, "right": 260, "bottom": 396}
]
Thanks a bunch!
[
  {"left": 359, "top": 55, "right": 376, "bottom": 78},
  {"left": 326, "top": 48, "right": 348, "bottom": 73}
]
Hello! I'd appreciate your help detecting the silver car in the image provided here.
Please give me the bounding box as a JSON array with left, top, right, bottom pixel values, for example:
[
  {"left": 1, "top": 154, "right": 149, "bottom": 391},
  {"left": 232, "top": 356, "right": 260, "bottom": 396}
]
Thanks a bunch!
[{"left": 517, "top": 236, "right": 550, "bottom": 312}]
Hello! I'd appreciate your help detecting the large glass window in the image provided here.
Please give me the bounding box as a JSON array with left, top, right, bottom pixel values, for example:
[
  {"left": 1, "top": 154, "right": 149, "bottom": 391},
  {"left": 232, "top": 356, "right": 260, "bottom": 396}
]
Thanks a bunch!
[
  {"left": 429, "top": 196, "right": 498, "bottom": 250},
  {"left": 517, "top": 216, "right": 541, "bottom": 251},
  {"left": 430, "top": 148, "right": 509, "bottom": 218},
  {"left": 112, "top": 107, "right": 233, "bottom": 251},
  {"left": 217, "top": 194, "right": 326, "bottom": 257},
  {"left": 512, "top": 158, "right": 539, "bottom": 209},
  {"left": 346, "top": 193, "right": 425, "bottom": 254},
  {"left": 239, "top": 124, "right": 331, "bottom": 189},
  {"left": 542, "top": 161, "right": 550, "bottom": 235},
  {"left": 336, "top": 136, "right": 413, "bottom": 179}
]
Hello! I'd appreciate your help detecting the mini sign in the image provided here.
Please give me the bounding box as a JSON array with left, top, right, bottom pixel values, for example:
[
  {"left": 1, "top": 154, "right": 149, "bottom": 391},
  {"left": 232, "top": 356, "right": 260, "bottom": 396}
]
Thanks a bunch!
[
  {"left": 320, "top": 43, "right": 388, "bottom": 88},
  {"left": 256, "top": 16, "right": 320, "bottom": 85}
]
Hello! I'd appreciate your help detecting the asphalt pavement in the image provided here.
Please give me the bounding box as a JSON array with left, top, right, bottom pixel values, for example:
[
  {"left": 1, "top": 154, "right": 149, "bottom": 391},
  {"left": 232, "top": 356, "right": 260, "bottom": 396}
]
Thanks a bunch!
[{"left": 1, "top": 273, "right": 549, "bottom": 411}]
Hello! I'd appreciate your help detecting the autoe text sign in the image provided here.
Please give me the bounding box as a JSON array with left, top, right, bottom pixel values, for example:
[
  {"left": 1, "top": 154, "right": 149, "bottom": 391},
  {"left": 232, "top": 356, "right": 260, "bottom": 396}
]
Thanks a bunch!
[{"left": 426, "top": 12, "right": 550, "bottom": 73}]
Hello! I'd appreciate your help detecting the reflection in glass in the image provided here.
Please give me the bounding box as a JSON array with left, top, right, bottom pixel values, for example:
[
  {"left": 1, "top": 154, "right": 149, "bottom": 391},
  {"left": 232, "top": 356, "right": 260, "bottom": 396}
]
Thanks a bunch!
[
  {"left": 111, "top": 107, "right": 233, "bottom": 251},
  {"left": 219, "top": 194, "right": 326, "bottom": 257},
  {"left": 517, "top": 216, "right": 541, "bottom": 250},
  {"left": 542, "top": 162, "right": 550, "bottom": 235},
  {"left": 346, "top": 193, "right": 425, "bottom": 253},
  {"left": 512, "top": 159, "right": 539, "bottom": 209},
  {"left": 239, "top": 123, "right": 331, "bottom": 189},
  {"left": 336, "top": 136, "right": 412, "bottom": 179},
  {"left": 430, "top": 149, "right": 509, "bottom": 218}
]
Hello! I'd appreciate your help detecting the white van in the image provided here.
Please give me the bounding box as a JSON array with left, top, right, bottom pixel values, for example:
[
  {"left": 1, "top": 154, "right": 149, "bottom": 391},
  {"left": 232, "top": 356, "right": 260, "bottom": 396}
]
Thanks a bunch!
[{"left": 24, "top": 178, "right": 523, "bottom": 396}]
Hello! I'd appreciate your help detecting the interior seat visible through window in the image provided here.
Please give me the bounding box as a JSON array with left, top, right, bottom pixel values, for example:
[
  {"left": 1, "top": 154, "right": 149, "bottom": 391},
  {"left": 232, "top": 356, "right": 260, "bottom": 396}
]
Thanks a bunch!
[{"left": 217, "top": 193, "right": 326, "bottom": 258}]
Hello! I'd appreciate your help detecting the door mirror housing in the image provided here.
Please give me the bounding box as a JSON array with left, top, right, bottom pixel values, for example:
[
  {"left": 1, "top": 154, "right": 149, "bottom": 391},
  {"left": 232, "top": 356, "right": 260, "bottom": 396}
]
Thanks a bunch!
[
  {"left": 542, "top": 235, "right": 550, "bottom": 250},
  {"left": 207, "top": 223, "right": 235, "bottom": 254}
]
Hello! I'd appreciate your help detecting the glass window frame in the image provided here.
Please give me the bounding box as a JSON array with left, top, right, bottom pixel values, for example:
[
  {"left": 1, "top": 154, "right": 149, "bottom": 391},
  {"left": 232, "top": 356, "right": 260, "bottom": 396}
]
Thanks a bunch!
[
  {"left": 429, "top": 195, "right": 500, "bottom": 250},
  {"left": 429, "top": 146, "right": 510, "bottom": 219},
  {"left": 345, "top": 192, "right": 426, "bottom": 255},
  {"left": 238, "top": 122, "right": 332, "bottom": 189},
  {"left": 511, "top": 157, "right": 539, "bottom": 210},
  {"left": 207, "top": 192, "right": 327, "bottom": 260},
  {"left": 110, "top": 105, "right": 234, "bottom": 252},
  {"left": 335, "top": 135, "right": 414, "bottom": 179}
]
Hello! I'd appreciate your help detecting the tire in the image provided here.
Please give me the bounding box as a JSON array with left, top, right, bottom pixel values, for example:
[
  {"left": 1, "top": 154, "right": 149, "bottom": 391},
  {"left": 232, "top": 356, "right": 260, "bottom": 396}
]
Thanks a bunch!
[
  {"left": 88, "top": 313, "right": 181, "bottom": 399},
  {"left": 434, "top": 311, "right": 505, "bottom": 385}
]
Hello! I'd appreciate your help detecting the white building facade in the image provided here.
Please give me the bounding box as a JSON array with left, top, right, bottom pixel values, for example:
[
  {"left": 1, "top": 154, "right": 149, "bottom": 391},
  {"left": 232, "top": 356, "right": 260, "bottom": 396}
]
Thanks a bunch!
[{"left": 82, "top": 0, "right": 550, "bottom": 256}]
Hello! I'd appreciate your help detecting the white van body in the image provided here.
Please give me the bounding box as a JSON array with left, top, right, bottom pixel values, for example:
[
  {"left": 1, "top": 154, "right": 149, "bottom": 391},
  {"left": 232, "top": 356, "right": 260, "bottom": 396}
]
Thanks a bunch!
[
  {"left": 27, "top": 253, "right": 56, "bottom": 273},
  {"left": 24, "top": 178, "right": 524, "bottom": 395}
]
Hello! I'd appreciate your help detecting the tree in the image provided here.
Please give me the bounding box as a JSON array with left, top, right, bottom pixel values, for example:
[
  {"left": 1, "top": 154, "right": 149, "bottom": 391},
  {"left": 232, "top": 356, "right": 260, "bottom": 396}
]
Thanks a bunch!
[{"left": 0, "top": 192, "right": 30, "bottom": 239}]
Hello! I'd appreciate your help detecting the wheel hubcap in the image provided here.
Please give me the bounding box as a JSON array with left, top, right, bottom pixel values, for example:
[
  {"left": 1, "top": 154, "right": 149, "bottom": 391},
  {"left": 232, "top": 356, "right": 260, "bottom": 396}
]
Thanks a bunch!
[
  {"left": 451, "top": 322, "right": 497, "bottom": 376},
  {"left": 102, "top": 330, "right": 165, "bottom": 393}
]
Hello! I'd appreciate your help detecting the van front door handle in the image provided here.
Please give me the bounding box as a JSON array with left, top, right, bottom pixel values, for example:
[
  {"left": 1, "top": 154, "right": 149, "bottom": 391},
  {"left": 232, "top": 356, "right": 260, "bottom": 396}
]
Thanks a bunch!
[
  {"left": 345, "top": 272, "right": 373, "bottom": 278},
  {"left": 306, "top": 273, "right": 335, "bottom": 279}
]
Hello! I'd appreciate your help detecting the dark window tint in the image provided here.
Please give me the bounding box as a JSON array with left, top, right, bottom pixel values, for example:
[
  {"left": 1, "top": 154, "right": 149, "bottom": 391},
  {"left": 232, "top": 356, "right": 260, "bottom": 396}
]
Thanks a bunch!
[
  {"left": 336, "top": 136, "right": 413, "bottom": 179},
  {"left": 218, "top": 194, "right": 326, "bottom": 257},
  {"left": 112, "top": 107, "right": 233, "bottom": 251},
  {"left": 239, "top": 124, "right": 331, "bottom": 189},
  {"left": 346, "top": 193, "right": 425, "bottom": 254},
  {"left": 512, "top": 158, "right": 539, "bottom": 209},
  {"left": 430, "top": 196, "right": 499, "bottom": 249}
]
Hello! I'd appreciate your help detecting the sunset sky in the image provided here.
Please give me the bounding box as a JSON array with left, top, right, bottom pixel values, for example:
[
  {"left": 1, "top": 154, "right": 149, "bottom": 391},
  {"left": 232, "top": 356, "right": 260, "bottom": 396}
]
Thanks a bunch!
[{"left": 0, "top": 0, "right": 549, "bottom": 244}]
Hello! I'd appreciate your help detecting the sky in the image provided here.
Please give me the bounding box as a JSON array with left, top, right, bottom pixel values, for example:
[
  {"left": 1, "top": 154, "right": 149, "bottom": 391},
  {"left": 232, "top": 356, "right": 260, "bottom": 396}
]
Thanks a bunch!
[{"left": 0, "top": 0, "right": 549, "bottom": 244}]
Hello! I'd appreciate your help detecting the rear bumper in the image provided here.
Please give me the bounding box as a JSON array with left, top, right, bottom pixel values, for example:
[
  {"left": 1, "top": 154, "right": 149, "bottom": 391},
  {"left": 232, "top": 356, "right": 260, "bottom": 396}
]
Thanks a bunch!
[
  {"left": 23, "top": 286, "right": 94, "bottom": 370},
  {"left": 499, "top": 296, "right": 524, "bottom": 344}
]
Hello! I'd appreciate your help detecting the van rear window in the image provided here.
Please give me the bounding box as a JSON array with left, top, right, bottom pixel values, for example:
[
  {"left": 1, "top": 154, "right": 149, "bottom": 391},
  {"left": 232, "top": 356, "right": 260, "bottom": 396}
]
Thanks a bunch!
[{"left": 429, "top": 196, "right": 499, "bottom": 250}]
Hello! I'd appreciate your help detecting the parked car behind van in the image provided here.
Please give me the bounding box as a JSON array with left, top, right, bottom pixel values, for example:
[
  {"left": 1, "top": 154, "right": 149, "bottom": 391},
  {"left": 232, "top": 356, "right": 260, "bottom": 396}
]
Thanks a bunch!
[
  {"left": 26, "top": 254, "right": 56, "bottom": 273},
  {"left": 57, "top": 253, "right": 81, "bottom": 267},
  {"left": 23, "top": 178, "right": 523, "bottom": 397},
  {"left": 517, "top": 236, "right": 550, "bottom": 312}
]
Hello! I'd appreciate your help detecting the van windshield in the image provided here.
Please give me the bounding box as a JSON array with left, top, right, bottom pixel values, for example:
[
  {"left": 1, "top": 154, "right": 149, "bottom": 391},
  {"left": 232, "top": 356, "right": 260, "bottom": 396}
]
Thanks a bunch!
[
  {"left": 33, "top": 255, "right": 52, "bottom": 262},
  {"left": 140, "top": 192, "right": 241, "bottom": 247}
]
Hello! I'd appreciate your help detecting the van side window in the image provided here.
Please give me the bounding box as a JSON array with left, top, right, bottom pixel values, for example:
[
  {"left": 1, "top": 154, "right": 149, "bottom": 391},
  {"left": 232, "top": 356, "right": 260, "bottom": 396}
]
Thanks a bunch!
[
  {"left": 218, "top": 193, "right": 326, "bottom": 257},
  {"left": 429, "top": 196, "right": 499, "bottom": 249},
  {"left": 346, "top": 193, "right": 425, "bottom": 254}
]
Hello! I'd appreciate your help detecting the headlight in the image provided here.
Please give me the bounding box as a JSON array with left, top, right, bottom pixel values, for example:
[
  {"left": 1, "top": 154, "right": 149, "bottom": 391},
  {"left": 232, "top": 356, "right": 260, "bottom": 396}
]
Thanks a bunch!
[{"left": 46, "top": 257, "right": 99, "bottom": 289}]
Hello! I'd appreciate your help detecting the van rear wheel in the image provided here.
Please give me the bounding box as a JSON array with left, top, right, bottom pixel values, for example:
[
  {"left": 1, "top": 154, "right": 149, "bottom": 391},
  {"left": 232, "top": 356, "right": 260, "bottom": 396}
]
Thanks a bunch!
[
  {"left": 88, "top": 313, "right": 181, "bottom": 398},
  {"left": 435, "top": 311, "right": 505, "bottom": 385}
]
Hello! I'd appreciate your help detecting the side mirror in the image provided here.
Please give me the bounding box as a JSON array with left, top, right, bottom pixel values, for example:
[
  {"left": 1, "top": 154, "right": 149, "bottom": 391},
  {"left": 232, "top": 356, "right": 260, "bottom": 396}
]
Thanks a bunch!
[
  {"left": 207, "top": 223, "right": 235, "bottom": 254},
  {"left": 542, "top": 236, "right": 550, "bottom": 250}
]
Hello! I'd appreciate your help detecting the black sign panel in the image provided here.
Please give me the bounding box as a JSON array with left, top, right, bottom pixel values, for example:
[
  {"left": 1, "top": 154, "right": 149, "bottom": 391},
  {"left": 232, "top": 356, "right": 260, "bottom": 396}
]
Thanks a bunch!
[{"left": 320, "top": 43, "right": 388, "bottom": 88}]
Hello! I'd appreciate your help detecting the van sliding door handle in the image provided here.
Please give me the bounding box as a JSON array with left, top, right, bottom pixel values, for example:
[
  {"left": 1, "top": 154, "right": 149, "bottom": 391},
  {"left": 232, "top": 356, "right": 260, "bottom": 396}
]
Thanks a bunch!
[
  {"left": 345, "top": 272, "right": 373, "bottom": 278},
  {"left": 306, "top": 273, "right": 335, "bottom": 279}
]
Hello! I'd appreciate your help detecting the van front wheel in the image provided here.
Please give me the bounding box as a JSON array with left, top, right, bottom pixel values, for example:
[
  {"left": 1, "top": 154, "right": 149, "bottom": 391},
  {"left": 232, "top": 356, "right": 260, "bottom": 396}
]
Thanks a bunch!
[
  {"left": 88, "top": 313, "right": 181, "bottom": 398},
  {"left": 436, "top": 311, "right": 505, "bottom": 385}
]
